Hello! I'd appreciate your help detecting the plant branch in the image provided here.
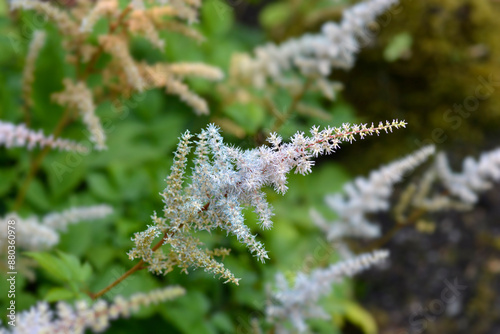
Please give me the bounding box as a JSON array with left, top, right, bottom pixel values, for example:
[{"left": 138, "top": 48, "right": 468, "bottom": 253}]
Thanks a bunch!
[
  {"left": 89, "top": 230, "right": 169, "bottom": 300},
  {"left": 82, "top": 5, "right": 132, "bottom": 80},
  {"left": 362, "top": 208, "right": 427, "bottom": 252}
]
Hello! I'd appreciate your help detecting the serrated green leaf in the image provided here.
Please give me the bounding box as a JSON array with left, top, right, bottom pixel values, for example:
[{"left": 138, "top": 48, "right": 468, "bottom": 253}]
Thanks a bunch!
[
  {"left": 55, "top": 250, "right": 92, "bottom": 285},
  {"left": 25, "top": 252, "right": 71, "bottom": 283},
  {"left": 45, "top": 287, "right": 75, "bottom": 302},
  {"left": 80, "top": 262, "right": 93, "bottom": 283}
]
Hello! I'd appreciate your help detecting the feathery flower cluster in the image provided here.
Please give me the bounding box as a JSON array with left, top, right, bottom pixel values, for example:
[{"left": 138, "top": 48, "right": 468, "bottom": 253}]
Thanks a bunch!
[
  {"left": 0, "top": 286, "right": 185, "bottom": 334},
  {"left": 137, "top": 63, "right": 224, "bottom": 115},
  {"left": 0, "top": 121, "right": 88, "bottom": 153},
  {"left": 231, "top": 0, "right": 399, "bottom": 92},
  {"left": 10, "top": 0, "right": 222, "bottom": 151},
  {"left": 0, "top": 205, "right": 112, "bottom": 252},
  {"left": 10, "top": 0, "right": 79, "bottom": 37},
  {"left": 22, "top": 30, "right": 46, "bottom": 109},
  {"left": 311, "top": 145, "right": 435, "bottom": 241},
  {"left": 266, "top": 250, "right": 389, "bottom": 333},
  {"left": 436, "top": 148, "right": 500, "bottom": 204},
  {"left": 128, "top": 121, "right": 405, "bottom": 285},
  {"left": 52, "top": 79, "right": 106, "bottom": 150}
]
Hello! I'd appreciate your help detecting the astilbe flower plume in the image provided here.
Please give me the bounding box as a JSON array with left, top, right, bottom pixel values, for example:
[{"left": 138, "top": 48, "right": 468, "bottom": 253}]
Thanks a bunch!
[
  {"left": 231, "top": 0, "right": 399, "bottom": 94},
  {"left": 0, "top": 205, "right": 113, "bottom": 253},
  {"left": 0, "top": 121, "right": 88, "bottom": 153},
  {"left": 10, "top": 0, "right": 223, "bottom": 151},
  {"left": 266, "top": 250, "right": 389, "bottom": 333},
  {"left": 435, "top": 147, "right": 500, "bottom": 204},
  {"left": 0, "top": 286, "right": 185, "bottom": 334},
  {"left": 128, "top": 120, "right": 406, "bottom": 284},
  {"left": 311, "top": 145, "right": 436, "bottom": 241}
]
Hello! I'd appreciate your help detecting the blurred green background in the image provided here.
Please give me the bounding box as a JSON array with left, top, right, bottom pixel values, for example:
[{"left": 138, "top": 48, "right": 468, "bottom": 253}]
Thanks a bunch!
[{"left": 1, "top": 0, "right": 500, "bottom": 333}]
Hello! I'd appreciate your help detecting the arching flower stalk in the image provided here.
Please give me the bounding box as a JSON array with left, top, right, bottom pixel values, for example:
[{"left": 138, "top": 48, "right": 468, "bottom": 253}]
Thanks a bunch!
[{"left": 127, "top": 120, "right": 406, "bottom": 285}]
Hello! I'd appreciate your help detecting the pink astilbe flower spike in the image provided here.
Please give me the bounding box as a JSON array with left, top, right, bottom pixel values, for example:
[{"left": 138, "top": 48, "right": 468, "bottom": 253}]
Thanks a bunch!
[
  {"left": 436, "top": 147, "right": 500, "bottom": 204},
  {"left": 0, "top": 205, "right": 113, "bottom": 252},
  {"left": 0, "top": 121, "right": 88, "bottom": 153},
  {"left": 231, "top": 0, "right": 399, "bottom": 93},
  {"left": 266, "top": 250, "right": 389, "bottom": 333},
  {"left": 311, "top": 145, "right": 435, "bottom": 241},
  {"left": 0, "top": 286, "right": 184, "bottom": 334},
  {"left": 128, "top": 121, "right": 406, "bottom": 285}
]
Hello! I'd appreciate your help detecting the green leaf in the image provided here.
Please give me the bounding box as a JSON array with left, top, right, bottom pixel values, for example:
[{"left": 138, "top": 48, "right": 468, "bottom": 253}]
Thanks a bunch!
[
  {"left": 80, "top": 262, "right": 93, "bottom": 283},
  {"left": 259, "top": 3, "right": 291, "bottom": 30},
  {"left": 211, "top": 312, "right": 234, "bottom": 333},
  {"left": 24, "top": 178, "right": 51, "bottom": 211},
  {"left": 86, "top": 245, "right": 116, "bottom": 271},
  {"left": 87, "top": 172, "right": 118, "bottom": 202},
  {"left": 342, "top": 301, "right": 378, "bottom": 334},
  {"left": 202, "top": 0, "right": 234, "bottom": 37},
  {"left": 45, "top": 287, "right": 75, "bottom": 302},
  {"left": 0, "top": 167, "right": 17, "bottom": 197},
  {"left": 224, "top": 102, "right": 266, "bottom": 134},
  {"left": 161, "top": 291, "right": 215, "bottom": 334},
  {"left": 384, "top": 32, "right": 413, "bottom": 62},
  {"left": 25, "top": 252, "right": 71, "bottom": 283},
  {"left": 44, "top": 152, "right": 88, "bottom": 199},
  {"left": 57, "top": 221, "right": 94, "bottom": 257},
  {"left": 55, "top": 250, "right": 93, "bottom": 285}
]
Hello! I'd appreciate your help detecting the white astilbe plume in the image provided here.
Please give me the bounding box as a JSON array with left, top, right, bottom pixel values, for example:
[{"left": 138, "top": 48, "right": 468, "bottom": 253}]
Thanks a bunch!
[
  {"left": 0, "top": 121, "right": 88, "bottom": 153},
  {"left": 139, "top": 63, "right": 224, "bottom": 115},
  {"left": 52, "top": 79, "right": 106, "bottom": 150},
  {"left": 42, "top": 205, "right": 113, "bottom": 231},
  {"left": 312, "top": 145, "right": 435, "bottom": 241},
  {"left": 232, "top": 0, "right": 399, "bottom": 90},
  {"left": 10, "top": 0, "right": 79, "bottom": 36},
  {"left": 266, "top": 250, "right": 389, "bottom": 333},
  {"left": 12, "top": 0, "right": 218, "bottom": 116},
  {"left": 0, "top": 205, "right": 113, "bottom": 252},
  {"left": 22, "top": 30, "right": 46, "bottom": 109},
  {"left": 435, "top": 147, "right": 500, "bottom": 204},
  {"left": 0, "top": 286, "right": 184, "bottom": 334},
  {"left": 79, "top": 0, "right": 118, "bottom": 33},
  {"left": 128, "top": 121, "right": 406, "bottom": 285}
]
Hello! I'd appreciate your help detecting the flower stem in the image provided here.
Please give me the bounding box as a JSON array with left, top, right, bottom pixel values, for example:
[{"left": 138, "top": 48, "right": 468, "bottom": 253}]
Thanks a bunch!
[{"left": 89, "top": 230, "right": 169, "bottom": 300}]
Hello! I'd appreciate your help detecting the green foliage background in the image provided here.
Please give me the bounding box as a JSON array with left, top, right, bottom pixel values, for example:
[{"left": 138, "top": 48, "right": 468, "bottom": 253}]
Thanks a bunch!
[{"left": 1, "top": 0, "right": 500, "bottom": 333}]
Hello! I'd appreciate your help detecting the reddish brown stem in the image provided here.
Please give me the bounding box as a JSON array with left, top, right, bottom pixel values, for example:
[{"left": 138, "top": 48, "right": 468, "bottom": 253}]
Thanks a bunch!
[
  {"left": 82, "top": 6, "right": 132, "bottom": 79},
  {"left": 90, "top": 230, "right": 169, "bottom": 300},
  {"left": 89, "top": 216, "right": 195, "bottom": 299}
]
